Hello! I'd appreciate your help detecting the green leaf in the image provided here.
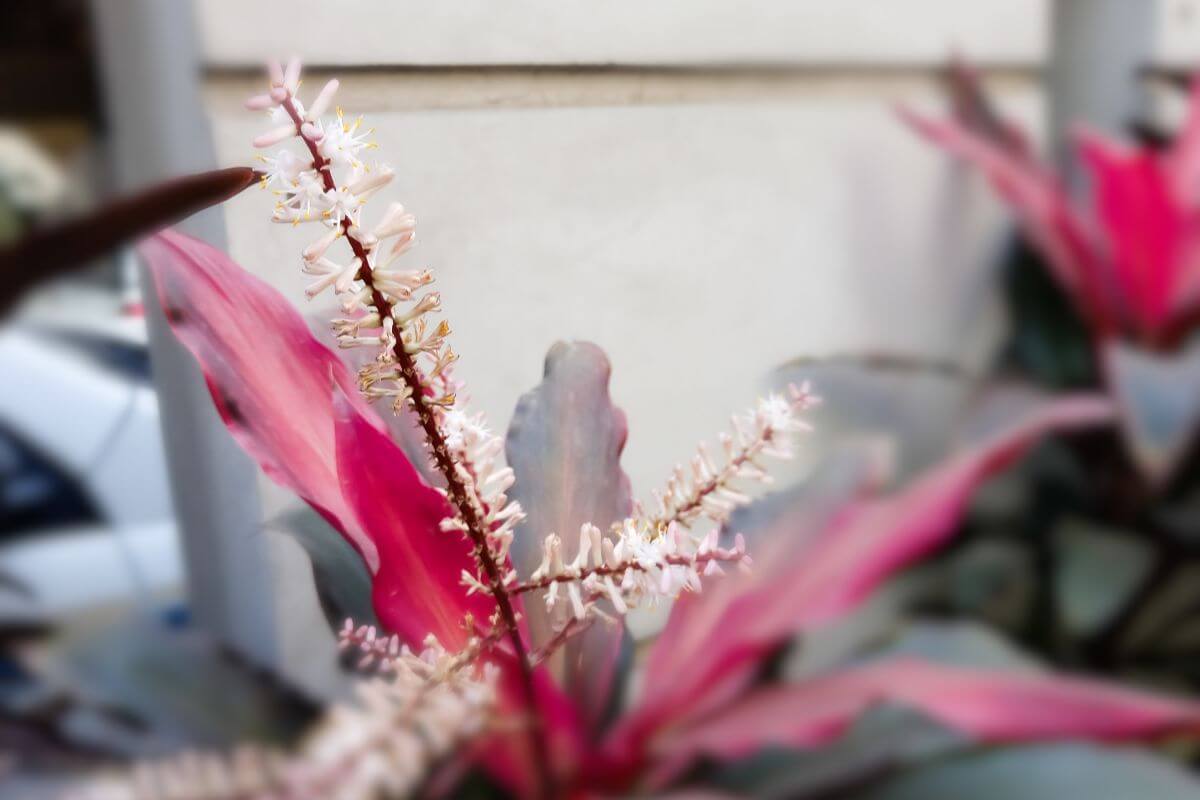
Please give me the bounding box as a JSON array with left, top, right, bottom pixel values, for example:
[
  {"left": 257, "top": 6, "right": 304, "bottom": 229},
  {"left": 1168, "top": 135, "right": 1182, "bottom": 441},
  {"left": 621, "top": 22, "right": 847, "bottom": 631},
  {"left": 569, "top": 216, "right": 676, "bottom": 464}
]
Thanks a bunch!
[
  {"left": 871, "top": 620, "right": 1042, "bottom": 672},
  {"left": 707, "top": 709, "right": 965, "bottom": 799},
  {"left": 1053, "top": 517, "right": 1154, "bottom": 638},
  {"left": 267, "top": 507, "right": 377, "bottom": 630},
  {"left": 941, "top": 539, "right": 1034, "bottom": 633},
  {"left": 999, "top": 239, "right": 1097, "bottom": 390},
  {"left": 774, "top": 358, "right": 972, "bottom": 479},
  {"left": 21, "top": 614, "right": 311, "bottom": 756}
]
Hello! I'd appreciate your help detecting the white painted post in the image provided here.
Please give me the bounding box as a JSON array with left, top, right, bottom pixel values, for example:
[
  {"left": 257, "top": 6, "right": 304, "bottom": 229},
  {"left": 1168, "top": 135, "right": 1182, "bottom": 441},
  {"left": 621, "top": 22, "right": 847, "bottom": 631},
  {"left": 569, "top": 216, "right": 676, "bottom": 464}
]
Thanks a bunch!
[
  {"left": 88, "top": 0, "right": 278, "bottom": 669},
  {"left": 1049, "top": 0, "right": 1155, "bottom": 181}
]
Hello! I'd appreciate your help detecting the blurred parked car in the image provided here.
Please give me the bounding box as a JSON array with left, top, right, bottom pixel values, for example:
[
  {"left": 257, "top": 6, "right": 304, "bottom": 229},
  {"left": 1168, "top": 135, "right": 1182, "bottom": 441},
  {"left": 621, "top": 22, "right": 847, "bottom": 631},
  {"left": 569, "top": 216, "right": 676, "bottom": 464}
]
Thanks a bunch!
[{"left": 0, "top": 302, "right": 181, "bottom": 622}]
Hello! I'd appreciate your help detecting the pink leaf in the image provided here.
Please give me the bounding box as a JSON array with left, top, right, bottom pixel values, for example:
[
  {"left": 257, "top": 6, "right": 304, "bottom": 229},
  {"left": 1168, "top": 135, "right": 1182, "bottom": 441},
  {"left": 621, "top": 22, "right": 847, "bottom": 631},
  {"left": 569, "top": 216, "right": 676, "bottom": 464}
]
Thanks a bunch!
[
  {"left": 611, "top": 395, "right": 1115, "bottom": 760},
  {"left": 140, "top": 229, "right": 385, "bottom": 571},
  {"left": 506, "top": 341, "right": 633, "bottom": 733},
  {"left": 142, "top": 233, "right": 577, "bottom": 790},
  {"left": 332, "top": 392, "right": 495, "bottom": 648},
  {"left": 764, "top": 394, "right": 1115, "bottom": 629},
  {"left": 654, "top": 658, "right": 1200, "bottom": 776},
  {"left": 898, "top": 106, "right": 1109, "bottom": 333},
  {"left": 1166, "top": 80, "right": 1200, "bottom": 325},
  {"left": 335, "top": 398, "right": 585, "bottom": 789},
  {"left": 491, "top": 653, "right": 590, "bottom": 795},
  {"left": 1168, "top": 78, "right": 1200, "bottom": 199},
  {"left": 943, "top": 58, "right": 1036, "bottom": 164},
  {"left": 1077, "top": 130, "right": 1182, "bottom": 342}
]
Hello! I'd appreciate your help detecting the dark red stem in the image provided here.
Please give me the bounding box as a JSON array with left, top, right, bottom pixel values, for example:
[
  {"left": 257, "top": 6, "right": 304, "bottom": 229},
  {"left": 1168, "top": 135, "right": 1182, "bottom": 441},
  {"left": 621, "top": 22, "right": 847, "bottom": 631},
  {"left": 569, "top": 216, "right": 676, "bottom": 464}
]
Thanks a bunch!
[
  {"left": 279, "top": 96, "right": 553, "bottom": 797},
  {"left": 509, "top": 550, "right": 746, "bottom": 597}
]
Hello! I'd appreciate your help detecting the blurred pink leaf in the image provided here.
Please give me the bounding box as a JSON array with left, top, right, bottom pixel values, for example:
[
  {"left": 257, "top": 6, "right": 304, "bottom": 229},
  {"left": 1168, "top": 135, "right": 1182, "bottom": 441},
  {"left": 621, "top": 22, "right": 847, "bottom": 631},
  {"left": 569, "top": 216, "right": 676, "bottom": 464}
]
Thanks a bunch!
[
  {"left": 753, "top": 394, "right": 1114, "bottom": 630},
  {"left": 1077, "top": 131, "right": 1184, "bottom": 339},
  {"left": 898, "top": 105, "right": 1104, "bottom": 326},
  {"left": 900, "top": 73, "right": 1200, "bottom": 347},
  {"left": 332, "top": 391, "right": 495, "bottom": 648},
  {"left": 611, "top": 395, "right": 1115, "bottom": 758},
  {"left": 654, "top": 658, "right": 1200, "bottom": 778},
  {"left": 506, "top": 341, "right": 633, "bottom": 733},
  {"left": 140, "top": 229, "right": 387, "bottom": 571},
  {"left": 943, "top": 58, "right": 1036, "bottom": 163}
]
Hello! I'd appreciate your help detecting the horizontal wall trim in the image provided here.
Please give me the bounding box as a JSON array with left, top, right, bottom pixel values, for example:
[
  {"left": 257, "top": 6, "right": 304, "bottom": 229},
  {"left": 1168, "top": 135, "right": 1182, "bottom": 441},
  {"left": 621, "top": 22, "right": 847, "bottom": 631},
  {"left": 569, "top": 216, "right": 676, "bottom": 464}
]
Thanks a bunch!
[
  {"left": 206, "top": 63, "right": 1042, "bottom": 114},
  {"left": 207, "top": 61, "right": 1043, "bottom": 80}
]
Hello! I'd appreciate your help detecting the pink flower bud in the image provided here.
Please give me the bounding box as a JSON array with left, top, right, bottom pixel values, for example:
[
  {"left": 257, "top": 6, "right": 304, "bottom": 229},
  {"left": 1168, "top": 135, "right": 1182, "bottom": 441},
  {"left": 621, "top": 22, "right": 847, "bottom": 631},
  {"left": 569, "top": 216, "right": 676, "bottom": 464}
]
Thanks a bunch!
[
  {"left": 244, "top": 93, "right": 277, "bottom": 110},
  {"left": 283, "top": 57, "right": 302, "bottom": 92},
  {"left": 252, "top": 124, "right": 297, "bottom": 149},
  {"left": 307, "top": 79, "right": 340, "bottom": 121}
]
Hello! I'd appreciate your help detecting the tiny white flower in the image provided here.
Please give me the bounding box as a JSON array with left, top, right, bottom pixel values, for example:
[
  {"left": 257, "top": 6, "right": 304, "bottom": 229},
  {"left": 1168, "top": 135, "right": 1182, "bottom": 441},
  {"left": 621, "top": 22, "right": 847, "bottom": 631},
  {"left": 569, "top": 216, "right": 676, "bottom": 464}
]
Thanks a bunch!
[
  {"left": 259, "top": 148, "right": 307, "bottom": 190},
  {"left": 318, "top": 109, "right": 375, "bottom": 171}
]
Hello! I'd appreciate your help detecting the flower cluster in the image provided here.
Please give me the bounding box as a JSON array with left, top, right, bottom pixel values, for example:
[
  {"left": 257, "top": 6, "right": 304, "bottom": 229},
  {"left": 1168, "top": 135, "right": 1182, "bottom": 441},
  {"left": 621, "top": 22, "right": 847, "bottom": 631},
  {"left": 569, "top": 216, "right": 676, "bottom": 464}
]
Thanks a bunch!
[
  {"left": 508, "top": 385, "right": 814, "bottom": 632},
  {"left": 248, "top": 59, "right": 452, "bottom": 408},
  {"left": 651, "top": 383, "right": 818, "bottom": 531},
  {"left": 337, "top": 619, "right": 505, "bottom": 676},
  {"left": 247, "top": 58, "right": 521, "bottom": 583},
  {"left": 298, "top": 637, "right": 497, "bottom": 800},
  {"left": 439, "top": 408, "right": 525, "bottom": 566},
  {"left": 520, "top": 520, "right": 750, "bottom": 620},
  {"left": 68, "top": 637, "right": 496, "bottom": 800}
]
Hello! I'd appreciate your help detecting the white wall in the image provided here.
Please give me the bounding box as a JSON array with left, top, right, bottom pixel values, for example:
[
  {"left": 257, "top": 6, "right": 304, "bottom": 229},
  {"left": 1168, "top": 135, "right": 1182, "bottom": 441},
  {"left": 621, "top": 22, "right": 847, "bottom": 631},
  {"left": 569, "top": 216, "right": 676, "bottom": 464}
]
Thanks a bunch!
[
  {"left": 196, "top": 0, "right": 1046, "bottom": 66},
  {"left": 191, "top": 2, "right": 1200, "bottom": 513},
  {"left": 1157, "top": 0, "right": 1200, "bottom": 66},
  {"left": 208, "top": 83, "right": 1035, "bottom": 497}
]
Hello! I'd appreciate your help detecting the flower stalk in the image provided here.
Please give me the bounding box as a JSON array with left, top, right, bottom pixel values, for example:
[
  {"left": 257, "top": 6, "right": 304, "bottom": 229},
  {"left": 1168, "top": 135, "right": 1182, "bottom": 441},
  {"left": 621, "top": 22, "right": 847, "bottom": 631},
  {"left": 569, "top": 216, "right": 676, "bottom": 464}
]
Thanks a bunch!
[{"left": 256, "top": 60, "right": 552, "bottom": 795}]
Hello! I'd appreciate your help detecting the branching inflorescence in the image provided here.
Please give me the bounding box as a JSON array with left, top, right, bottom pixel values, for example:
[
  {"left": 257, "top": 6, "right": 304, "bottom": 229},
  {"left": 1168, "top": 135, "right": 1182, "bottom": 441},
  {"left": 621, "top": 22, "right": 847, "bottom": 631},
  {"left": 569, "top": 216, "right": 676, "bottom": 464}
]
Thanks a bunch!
[
  {"left": 246, "top": 58, "right": 546, "bottom": 778},
  {"left": 504, "top": 384, "right": 817, "bottom": 629},
  {"left": 80, "top": 59, "right": 817, "bottom": 799},
  {"left": 649, "top": 384, "right": 819, "bottom": 532}
]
